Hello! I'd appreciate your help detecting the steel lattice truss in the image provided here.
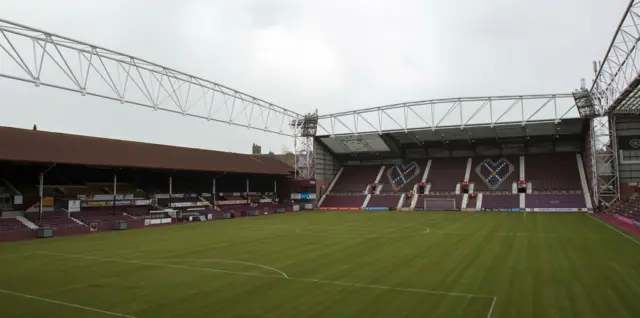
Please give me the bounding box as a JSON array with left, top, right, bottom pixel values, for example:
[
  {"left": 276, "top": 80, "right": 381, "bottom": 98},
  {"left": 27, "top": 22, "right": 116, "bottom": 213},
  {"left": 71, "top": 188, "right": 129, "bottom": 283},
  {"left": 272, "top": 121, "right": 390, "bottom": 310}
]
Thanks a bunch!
[
  {"left": 592, "top": 0, "right": 640, "bottom": 114},
  {"left": 0, "top": 19, "right": 299, "bottom": 136},
  {"left": 590, "top": 116, "right": 620, "bottom": 206},
  {"left": 317, "top": 94, "right": 578, "bottom": 136}
]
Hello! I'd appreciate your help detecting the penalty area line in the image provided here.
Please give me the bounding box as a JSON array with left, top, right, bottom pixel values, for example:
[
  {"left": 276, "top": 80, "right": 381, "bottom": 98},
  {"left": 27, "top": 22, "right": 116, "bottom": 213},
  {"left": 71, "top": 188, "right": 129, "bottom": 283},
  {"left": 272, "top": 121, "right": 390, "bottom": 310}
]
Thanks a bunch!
[
  {"left": 0, "top": 288, "right": 137, "bottom": 317},
  {"left": 35, "top": 251, "right": 497, "bottom": 316}
]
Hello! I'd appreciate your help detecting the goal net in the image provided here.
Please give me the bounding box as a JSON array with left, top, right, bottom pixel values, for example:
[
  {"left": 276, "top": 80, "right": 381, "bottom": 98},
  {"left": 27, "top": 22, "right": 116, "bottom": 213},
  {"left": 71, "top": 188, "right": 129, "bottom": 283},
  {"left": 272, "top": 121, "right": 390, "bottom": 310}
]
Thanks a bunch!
[{"left": 422, "top": 198, "right": 457, "bottom": 211}]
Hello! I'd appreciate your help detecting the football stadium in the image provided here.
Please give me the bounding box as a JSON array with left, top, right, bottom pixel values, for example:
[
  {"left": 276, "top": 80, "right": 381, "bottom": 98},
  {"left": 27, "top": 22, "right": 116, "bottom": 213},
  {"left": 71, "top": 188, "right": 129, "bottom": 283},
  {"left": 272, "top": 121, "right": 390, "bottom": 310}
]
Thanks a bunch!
[{"left": 2, "top": 1, "right": 640, "bottom": 318}]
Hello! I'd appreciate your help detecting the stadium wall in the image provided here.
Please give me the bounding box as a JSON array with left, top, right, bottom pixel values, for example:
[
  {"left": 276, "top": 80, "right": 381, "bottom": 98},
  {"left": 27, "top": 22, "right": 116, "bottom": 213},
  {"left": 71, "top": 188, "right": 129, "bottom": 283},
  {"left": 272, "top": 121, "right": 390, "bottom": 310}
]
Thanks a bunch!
[
  {"left": 616, "top": 117, "right": 640, "bottom": 193},
  {"left": 315, "top": 141, "right": 341, "bottom": 195}
]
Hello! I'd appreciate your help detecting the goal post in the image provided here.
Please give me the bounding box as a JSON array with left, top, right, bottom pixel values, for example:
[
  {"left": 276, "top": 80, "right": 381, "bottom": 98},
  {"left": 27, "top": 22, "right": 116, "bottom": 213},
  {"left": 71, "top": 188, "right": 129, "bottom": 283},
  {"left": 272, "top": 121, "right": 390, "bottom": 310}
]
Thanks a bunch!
[{"left": 422, "top": 197, "right": 457, "bottom": 211}]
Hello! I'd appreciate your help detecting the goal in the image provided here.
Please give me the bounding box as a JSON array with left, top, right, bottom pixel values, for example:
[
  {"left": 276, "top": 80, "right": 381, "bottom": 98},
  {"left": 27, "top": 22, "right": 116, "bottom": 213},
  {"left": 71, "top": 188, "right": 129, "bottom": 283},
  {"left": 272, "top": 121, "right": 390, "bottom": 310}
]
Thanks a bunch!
[{"left": 422, "top": 197, "right": 457, "bottom": 211}]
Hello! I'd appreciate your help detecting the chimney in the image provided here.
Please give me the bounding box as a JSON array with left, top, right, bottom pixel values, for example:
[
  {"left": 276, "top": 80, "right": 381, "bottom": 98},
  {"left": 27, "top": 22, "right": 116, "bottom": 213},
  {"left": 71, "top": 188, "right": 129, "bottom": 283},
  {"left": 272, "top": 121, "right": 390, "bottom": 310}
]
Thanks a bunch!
[{"left": 252, "top": 143, "right": 262, "bottom": 155}]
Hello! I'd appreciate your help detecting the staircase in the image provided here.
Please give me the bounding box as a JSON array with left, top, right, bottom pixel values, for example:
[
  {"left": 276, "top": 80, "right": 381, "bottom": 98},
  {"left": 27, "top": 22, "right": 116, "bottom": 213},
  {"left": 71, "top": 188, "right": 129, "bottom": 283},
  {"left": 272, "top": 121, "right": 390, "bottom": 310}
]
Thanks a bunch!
[
  {"left": 396, "top": 194, "right": 405, "bottom": 210},
  {"left": 476, "top": 193, "right": 483, "bottom": 211},
  {"left": 317, "top": 167, "right": 344, "bottom": 207},
  {"left": 362, "top": 166, "right": 387, "bottom": 209},
  {"left": 17, "top": 216, "right": 38, "bottom": 229},
  {"left": 576, "top": 154, "right": 594, "bottom": 210},
  {"left": 461, "top": 194, "right": 469, "bottom": 210},
  {"left": 422, "top": 160, "right": 432, "bottom": 182},
  {"left": 519, "top": 193, "right": 526, "bottom": 210},
  {"left": 361, "top": 195, "right": 372, "bottom": 209},
  {"left": 455, "top": 182, "right": 461, "bottom": 195},
  {"left": 410, "top": 194, "right": 419, "bottom": 210},
  {"left": 464, "top": 158, "right": 473, "bottom": 182}
]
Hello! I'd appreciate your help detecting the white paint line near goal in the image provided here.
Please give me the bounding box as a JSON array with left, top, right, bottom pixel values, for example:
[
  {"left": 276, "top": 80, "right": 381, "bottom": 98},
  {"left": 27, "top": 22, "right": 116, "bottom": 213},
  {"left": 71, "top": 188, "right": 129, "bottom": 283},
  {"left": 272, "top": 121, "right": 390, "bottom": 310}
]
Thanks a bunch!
[
  {"left": 153, "top": 258, "right": 288, "bottom": 278},
  {"left": 295, "top": 225, "right": 430, "bottom": 237},
  {"left": 587, "top": 214, "right": 640, "bottom": 247},
  {"left": 37, "top": 251, "right": 285, "bottom": 279},
  {"left": 35, "top": 251, "right": 497, "bottom": 317},
  {"left": 0, "top": 288, "right": 137, "bottom": 317}
]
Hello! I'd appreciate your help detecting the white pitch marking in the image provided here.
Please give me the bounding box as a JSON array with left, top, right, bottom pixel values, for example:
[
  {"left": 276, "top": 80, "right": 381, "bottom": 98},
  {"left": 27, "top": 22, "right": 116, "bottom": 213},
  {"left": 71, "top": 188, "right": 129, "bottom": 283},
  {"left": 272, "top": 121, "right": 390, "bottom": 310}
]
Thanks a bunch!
[
  {"left": 296, "top": 225, "right": 430, "bottom": 237},
  {"left": 35, "top": 251, "right": 495, "bottom": 299},
  {"left": 587, "top": 214, "right": 640, "bottom": 247},
  {"left": 154, "top": 258, "right": 288, "bottom": 278},
  {"left": 0, "top": 288, "right": 137, "bottom": 317},
  {"left": 487, "top": 297, "right": 497, "bottom": 318},
  {"left": 36, "top": 252, "right": 285, "bottom": 279}
]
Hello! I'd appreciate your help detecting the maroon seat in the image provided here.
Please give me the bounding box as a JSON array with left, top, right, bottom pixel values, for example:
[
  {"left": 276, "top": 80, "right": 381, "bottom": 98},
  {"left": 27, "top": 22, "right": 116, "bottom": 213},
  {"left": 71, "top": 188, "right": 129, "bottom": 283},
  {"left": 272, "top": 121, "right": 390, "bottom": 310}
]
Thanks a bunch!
[
  {"left": 367, "top": 194, "right": 401, "bottom": 208},
  {"left": 428, "top": 159, "right": 467, "bottom": 193},
  {"left": 321, "top": 195, "right": 365, "bottom": 208},
  {"left": 0, "top": 218, "right": 30, "bottom": 232},
  {"left": 379, "top": 162, "right": 425, "bottom": 193},
  {"left": 25, "top": 212, "right": 85, "bottom": 229},
  {"left": 331, "top": 166, "right": 381, "bottom": 193},
  {"left": 526, "top": 194, "right": 585, "bottom": 209},
  {"left": 526, "top": 154, "right": 581, "bottom": 191},
  {"left": 470, "top": 156, "right": 519, "bottom": 193},
  {"left": 482, "top": 194, "right": 519, "bottom": 210},
  {"left": 73, "top": 207, "right": 134, "bottom": 223}
]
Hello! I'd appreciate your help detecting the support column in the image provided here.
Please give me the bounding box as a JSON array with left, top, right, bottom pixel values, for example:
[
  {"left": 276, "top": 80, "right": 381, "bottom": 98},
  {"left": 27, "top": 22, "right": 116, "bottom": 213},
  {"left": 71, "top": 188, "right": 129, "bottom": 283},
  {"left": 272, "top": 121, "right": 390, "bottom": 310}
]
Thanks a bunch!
[
  {"left": 38, "top": 172, "right": 44, "bottom": 224},
  {"left": 212, "top": 177, "right": 217, "bottom": 206},
  {"left": 169, "top": 176, "right": 173, "bottom": 195},
  {"left": 246, "top": 178, "right": 250, "bottom": 204},
  {"left": 113, "top": 174, "right": 117, "bottom": 214}
]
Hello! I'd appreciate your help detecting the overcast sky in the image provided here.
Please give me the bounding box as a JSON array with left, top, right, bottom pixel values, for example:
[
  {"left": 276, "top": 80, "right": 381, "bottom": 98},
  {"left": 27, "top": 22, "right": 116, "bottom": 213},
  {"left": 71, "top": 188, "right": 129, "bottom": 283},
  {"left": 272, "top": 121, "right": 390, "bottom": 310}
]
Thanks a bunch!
[{"left": 0, "top": 0, "right": 628, "bottom": 153}]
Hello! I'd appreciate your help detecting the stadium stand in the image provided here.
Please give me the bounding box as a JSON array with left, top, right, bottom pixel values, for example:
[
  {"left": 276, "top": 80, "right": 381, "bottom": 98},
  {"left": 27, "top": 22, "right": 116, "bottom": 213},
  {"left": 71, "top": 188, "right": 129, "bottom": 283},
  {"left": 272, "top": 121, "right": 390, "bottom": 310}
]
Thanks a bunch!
[
  {"left": 427, "top": 158, "right": 467, "bottom": 193},
  {"left": 330, "top": 165, "right": 380, "bottom": 193},
  {"left": 321, "top": 194, "right": 366, "bottom": 208},
  {"left": 482, "top": 194, "right": 520, "bottom": 210},
  {"left": 366, "top": 193, "right": 401, "bottom": 208},
  {"left": 380, "top": 162, "right": 424, "bottom": 193},
  {"left": 526, "top": 153, "right": 582, "bottom": 191},
  {"left": 0, "top": 126, "right": 295, "bottom": 242},
  {"left": 526, "top": 194, "right": 586, "bottom": 209},
  {"left": 470, "top": 156, "right": 519, "bottom": 193},
  {"left": 0, "top": 218, "right": 29, "bottom": 231}
]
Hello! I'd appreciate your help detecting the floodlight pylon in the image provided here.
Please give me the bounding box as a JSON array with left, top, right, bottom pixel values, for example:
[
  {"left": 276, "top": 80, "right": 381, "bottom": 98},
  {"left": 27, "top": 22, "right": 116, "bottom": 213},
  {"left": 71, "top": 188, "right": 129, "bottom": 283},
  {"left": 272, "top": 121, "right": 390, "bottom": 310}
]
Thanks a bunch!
[{"left": 290, "top": 111, "right": 318, "bottom": 179}]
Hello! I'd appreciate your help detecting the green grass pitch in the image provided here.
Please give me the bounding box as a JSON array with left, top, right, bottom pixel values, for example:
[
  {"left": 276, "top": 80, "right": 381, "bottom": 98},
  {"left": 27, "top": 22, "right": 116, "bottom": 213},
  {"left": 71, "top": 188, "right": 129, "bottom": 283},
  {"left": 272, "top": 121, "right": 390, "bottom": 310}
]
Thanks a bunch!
[{"left": 1, "top": 211, "right": 640, "bottom": 318}]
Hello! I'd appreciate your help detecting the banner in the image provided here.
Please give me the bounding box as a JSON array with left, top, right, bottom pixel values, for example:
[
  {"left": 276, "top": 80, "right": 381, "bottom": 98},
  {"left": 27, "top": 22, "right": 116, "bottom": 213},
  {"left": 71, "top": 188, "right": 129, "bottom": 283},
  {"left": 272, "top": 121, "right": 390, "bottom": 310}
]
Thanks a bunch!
[
  {"left": 291, "top": 193, "right": 317, "bottom": 200},
  {"left": 531, "top": 208, "right": 584, "bottom": 212},
  {"left": 618, "top": 136, "right": 640, "bottom": 150},
  {"left": 319, "top": 207, "right": 360, "bottom": 211},
  {"left": 259, "top": 198, "right": 273, "bottom": 203},
  {"left": 169, "top": 201, "right": 209, "bottom": 208},
  {"left": 135, "top": 199, "right": 152, "bottom": 206},
  {"left": 217, "top": 200, "right": 247, "bottom": 205},
  {"left": 81, "top": 200, "right": 134, "bottom": 207},
  {"left": 365, "top": 207, "right": 390, "bottom": 211},
  {"left": 68, "top": 200, "right": 81, "bottom": 212},
  {"left": 293, "top": 205, "right": 300, "bottom": 211}
]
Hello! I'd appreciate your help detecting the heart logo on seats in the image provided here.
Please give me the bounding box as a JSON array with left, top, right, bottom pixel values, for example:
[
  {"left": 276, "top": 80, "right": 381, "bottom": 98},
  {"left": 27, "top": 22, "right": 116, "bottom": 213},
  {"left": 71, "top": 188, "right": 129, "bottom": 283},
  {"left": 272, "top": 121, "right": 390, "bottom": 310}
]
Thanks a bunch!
[
  {"left": 386, "top": 162, "right": 421, "bottom": 191},
  {"left": 474, "top": 158, "right": 514, "bottom": 190}
]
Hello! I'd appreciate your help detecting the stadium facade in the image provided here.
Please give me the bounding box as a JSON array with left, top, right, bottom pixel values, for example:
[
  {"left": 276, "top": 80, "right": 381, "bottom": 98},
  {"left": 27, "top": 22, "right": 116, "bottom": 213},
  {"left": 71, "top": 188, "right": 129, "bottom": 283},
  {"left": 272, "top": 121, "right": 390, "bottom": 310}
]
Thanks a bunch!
[{"left": 2, "top": 1, "right": 640, "bottom": 239}]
